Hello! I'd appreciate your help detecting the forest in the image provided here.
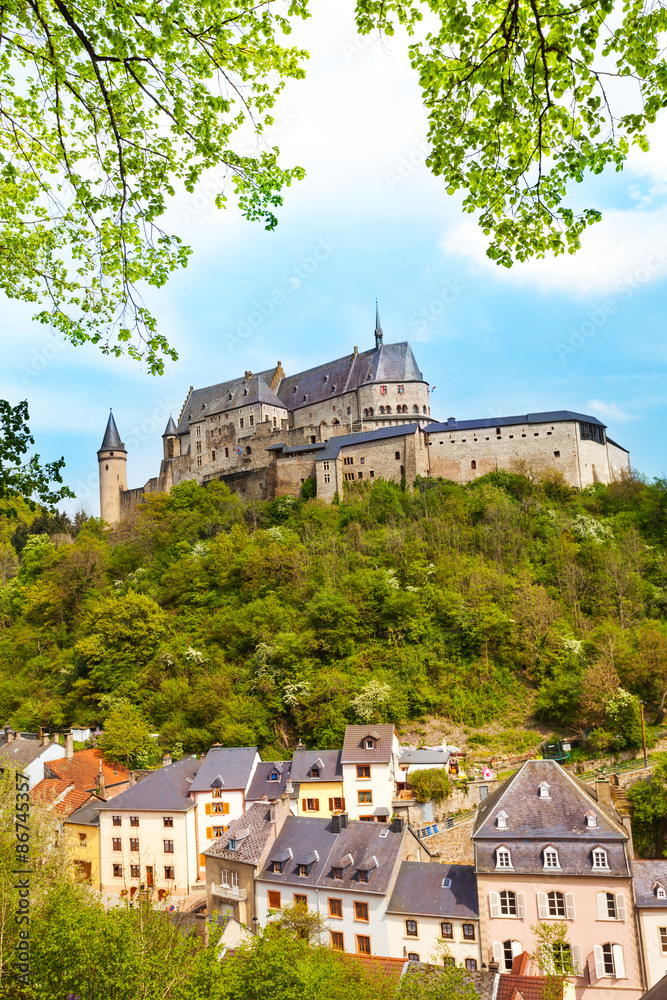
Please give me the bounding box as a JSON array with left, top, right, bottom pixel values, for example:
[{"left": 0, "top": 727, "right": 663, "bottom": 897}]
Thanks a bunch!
[{"left": 2, "top": 468, "right": 667, "bottom": 762}]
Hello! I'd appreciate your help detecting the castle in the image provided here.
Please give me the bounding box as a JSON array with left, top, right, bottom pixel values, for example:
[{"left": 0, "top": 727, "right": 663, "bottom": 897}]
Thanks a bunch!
[{"left": 98, "top": 309, "right": 631, "bottom": 524}]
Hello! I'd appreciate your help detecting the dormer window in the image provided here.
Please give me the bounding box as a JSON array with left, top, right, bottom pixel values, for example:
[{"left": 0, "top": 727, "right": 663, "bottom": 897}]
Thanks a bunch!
[
  {"left": 298, "top": 864, "right": 308, "bottom": 877},
  {"left": 365, "top": 738, "right": 375, "bottom": 750},
  {"left": 497, "top": 811, "right": 508, "bottom": 829},
  {"left": 269, "top": 848, "right": 293, "bottom": 873},
  {"left": 356, "top": 855, "right": 378, "bottom": 883},
  {"left": 496, "top": 847, "right": 512, "bottom": 869},
  {"left": 358, "top": 870, "right": 370, "bottom": 883},
  {"left": 309, "top": 767, "right": 320, "bottom": 778},
  {"left": 293, "top": 386, "right": 297, "bottom": 393},
  {"left": 585, "top": 812, "right": 598, "bottom": 828},
  {"left": 269, "top": 771, "right": 279, "bottom": 781},
  {"left": 655, "top": 883, "right": 667, "bottom": 899},
  {"left": 229, "top": 839, "right": 238, "bottom": 851},
  {"left": 243, "top": 388, "right": 248, "bottom": 396},
  {"left": 323, "top": 375, "right": 328, "bottom": 382},
  {"left": 543, "top": 847, "right": 561, "bottom": 870},
  {"left": 592, "top": 847, "right": 609, "bottom": 870},
  {"left": 539, "top": 782, "right": 550, "bottom": 799},
  {"left": 333, "top": 867, "right": 344, "bottom": 880},
  {"left": 442, "top": 877, "right": 452, "bottom": 888}
]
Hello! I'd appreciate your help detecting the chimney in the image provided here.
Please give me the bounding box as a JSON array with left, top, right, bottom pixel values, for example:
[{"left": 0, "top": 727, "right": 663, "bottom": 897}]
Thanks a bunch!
[
  {"left": 162, "top": 752, "right": 172, "bottom": 768},
  {"left": 596, "top": 777, "right": 613, "bottom": 811},
  {"left": 41, "top": 731, "right": 49, "bottom": 747},
  {"left": 65, "top": 732, "right": 74, "bottom": 760},
  {"left": 269, "top": 801, "right": 277, "bottom": 825},
  {"left": 391, "top": 816, "right": 404, "bottom": 834},
  {"left": 129, "top": 771, "right": 136, "bottom": 787},
  {"left": 96, "top": 763, "right": 107, "bottom": 800},
  {"left": 339, "top": 811, "right": 348, "bottom": 829},
  {"left": 331, "top": 814, "right": 341, "bottom": 834},
  {"left": 488, "top": 961, "right": 500, "bottom": 973},
  {"left": 53, "top": 732, "right": 60, "bottom": 744},
  {"left": 353, "top": 346, "right": 358, "bottom": 357}
]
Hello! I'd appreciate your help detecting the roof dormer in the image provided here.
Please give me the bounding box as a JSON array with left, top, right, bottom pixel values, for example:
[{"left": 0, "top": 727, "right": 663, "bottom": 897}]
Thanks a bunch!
[
  {"left": 356, "top": 855, "right": 378, "bottom": 883},
  {"left": 538, "top": 781, "right": 551, "bottom": 799},
  {"left": 211, "top": 774, "right": 224, "bottom": 789},
  {"left": 497, "top": 810, "right": 509, "bottom": 829},
  {"left": 362, "top": 731, "right": 380, "bottom": 751},
  {"left": 655, "top": 883, "right": 667, "bottom": 900},
  {"left": 296, "top": 850, "right": 319, "bottom": 876},
  {"left": 585, "top": 811, "right": 598, "bottom": 828},
  {"left": 309, "top": 757, "right": 324, "bottom": 778},
  {"left": 269, "top": 847, "right": 293, "bottom": 873}
]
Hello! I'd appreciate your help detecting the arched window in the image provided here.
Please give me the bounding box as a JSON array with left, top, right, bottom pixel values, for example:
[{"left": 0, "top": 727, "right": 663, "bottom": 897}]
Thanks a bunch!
[
  {"left": 368, "top": 407, "right": 374, "bottom": 416},
  {"left": 363, "top": 409, "right": 368, "bottom": 418},
  {"left": 379, "top": 406, "right": 385, "bottom": 415},
  {"left": 406, "top": 920, "right": 418, "bottom": 937},
  {"left": 423, "top": 405, "right": 427, "bottom": 413},
  {"left": 332, "top": 419, "right": 339, "bottom": 425},
  {"left": 245, "top": 446, "right": 252, "bottom": 455},
  {"left": 441, "top": 921, "right": 453, "bottom": 939},
  {"left": 413, "top": 404, "right": 419, "bottom": 413},
  {"left": 595, "top": 943, "right": 625, "bottom": 978},
  {"left": 385, "top": 405, "right": 392, "bottom": 414},
  {"left": 471, "top": 460, "right": 477, "bottom": 470}
]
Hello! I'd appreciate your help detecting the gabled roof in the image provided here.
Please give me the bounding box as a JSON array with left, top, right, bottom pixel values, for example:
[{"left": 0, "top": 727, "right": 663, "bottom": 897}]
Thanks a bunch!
[
  {"left": 341, "top": 725, "right": 396, "bottom": 765},
  {"left": 97, "top": 756, "right": 200, "bottom": 813},
  {"left": 639, "top": 974, "right": 667, "bottom": 1000},
  {"left": 290, "top": 749, "right": 342, "bottom": 784},
  {"left": 0, "top": 734, "right": 63, "bottom": 771},
  {"left": 190, "top": 746, "right": 258, "bottom": 793},
  {"left": 98, "top": 411, "right": 126, "bottom": 451},
  {"left": 65, "top": 796, "right": 105, "bottom": 828},
  {"left": 204, "top": 801, "right": 277, "bottom": 864},
  {"left": 31, "top": 780, "right": 93, "bottom": 817},
  {"left": 427, "top": 411, "right": 606, "bottom": 434},
  {"left": 202, "top": 376, "right": 287, "bottom": 419},
  {"left": 246, "top": 761, "right": 291, "bottom": 801},
  {"left": 386, "top": 862, "right": 479, "bottom": 919},
  {"left": 45, "top": 748, "right": 129, "bottom": 792},
  {"left": 399, "top": 749, "right": 451, "bottom": 767},
  {"left": 632, "top": 860, "right": 667, "bottom": 907},
  {"left": 315, "top": 424, "right": 420, "bottom": 464}
]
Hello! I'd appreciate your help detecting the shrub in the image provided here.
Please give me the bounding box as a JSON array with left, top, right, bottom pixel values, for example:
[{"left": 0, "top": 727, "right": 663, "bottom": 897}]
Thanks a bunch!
[{"left": 409, "top": 768, "right": 451, "bottom": 804}]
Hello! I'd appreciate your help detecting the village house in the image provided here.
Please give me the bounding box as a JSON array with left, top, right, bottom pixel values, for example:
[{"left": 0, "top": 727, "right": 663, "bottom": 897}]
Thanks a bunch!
[
  {"left": 97, "top": 756, "right": 201, "bottom": 899},
  {"left": 291, "top": 749, "right": 344, "bottom": 818},
  {"left": 0, "top": 727, "right": 65, "bottom": 788},
  {"left": 32, "top": 744, "right": 130, "bottom": 818},
  {"left": 188, "top": 744, "right": 261, "bottom": 869},
  {"left": 64, "top": 797, "right": 105, "bottom": 888},
  {"left": 385, "top": 862, "right": 481, "bottom": 968},
  {"left": 244, "top": 760, "right": 294, "bottom": 808},
  {"left": 341, "top": 725, "right": 399, "bottom": 822},
  {"left": 473, "top": 759, "right": 642, "bottom": 1000},
  {"left": 632, "top": 860, "right": 667, "bottom": 989},
  {"left": 255, "top": 813, "right": 430, "bottom": 956}
]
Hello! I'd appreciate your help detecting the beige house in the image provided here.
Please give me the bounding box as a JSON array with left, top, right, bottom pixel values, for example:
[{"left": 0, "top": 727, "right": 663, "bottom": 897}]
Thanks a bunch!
[
  {"left": 341, "top": 725, "right": 399, "bottom": 823},
  {"left": 633, "top": 860, "right": 667, "bottom": 988}
]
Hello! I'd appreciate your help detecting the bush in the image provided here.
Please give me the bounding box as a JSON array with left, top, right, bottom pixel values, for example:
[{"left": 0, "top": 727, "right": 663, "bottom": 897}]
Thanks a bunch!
[{"left": 409, "top": 768, "right": 451, "bottom": 804}]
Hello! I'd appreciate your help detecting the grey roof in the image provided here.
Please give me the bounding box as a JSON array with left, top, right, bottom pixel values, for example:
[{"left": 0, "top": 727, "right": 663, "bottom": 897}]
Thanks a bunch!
[
  {"left": 632, "top": 860, "right": 667, "bottom": 907},
  {"left": 162, "top": 415, "right": 178, "bottom": 437},
  {"left": 341, "top": 725, "right": 396, "bottom": 765},
  {"left": 607, "top": 436, "right": 629, "bottom": 453},
  {"left": 473, "top": 759, "right": 630, "bottom": 877},
  {"left": 246, "top": 761, "right": 291, "bottom": 801},
  {"left": 290, "top": 749, "right": 343, "bottom": 784},
  {"left": 204, "top": 800, "right": 277, "bottom": 864},
  {"left": 65, "top": 797, "right": 103, "bottom": 828},
  {"left": 98, "top": 411, "right": 125, "bottom": 452},
  {"left": 399, "top": 749, "right": 451, "bottom": 766},
  {"left": 202, "top": 375, "right": 287, "bottom": 419},
  {"left": 386, "top": 862, "right": 479, "bottom": 919},
  {"left": 427, "top": 411, "right": 606, "bottom": 434},
  {"left": 640, "top": 975, "right": 667, "bottom": 1000},
  {"left": 258, "top": 816, "right": 408, "bottom": 895},
  {"left": 97, "top": 757, "right": 200, "bottom": 813},
  {"left": 266, "top": 442, "right": 327, "bottom": 456},
  {"left": 0, "top": 734, "right": 61, "bottom": 771},
  {"left": 316, "top": 424, "right": 420, "bottom": 463},
  {"left": 190, "top": 746, "right": 258, "bottom": 793}
]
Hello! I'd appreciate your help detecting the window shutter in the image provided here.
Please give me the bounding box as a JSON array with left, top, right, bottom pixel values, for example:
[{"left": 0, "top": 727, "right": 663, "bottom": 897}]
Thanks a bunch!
[
  {"left": 492, "top": 942, "right": 503, "bottom": 963},
  {"left": 302, "top": 799, "right": 307, "bottom": 812},
  {"left": 342, "top": 798, "right": 345, "bottom": 810},
  {"left": 613, "top": 944, "right": 625, "bottom": 978},
  {"left": 565, "top": 893, "right": 576, "bottom": 920},
  {"left": 511, "top": 941, "right": 522, "bottom": 959},
  {"left": 616, "top": 893, "right": 626, "bottom": 921},
  {"left": 594, "top": 944, "right": 605, "bottom": 980},
  {"left": 314, "top": 799, "right": 320, "bottom": 811},
  {"left": 597, "top": 892, "right": 607, "bottom": 920},
  {"left": 537, "top": 892, "right": 548, "bottom": 919},
  {"left": 517, "top": 893, "right": 526, "bottom": 919},
  {"left": 205, "top": 803, "right": 211, "bottom": 816},
  {"left": 223, "top": 802, "right": 230, "bottom": 814},
  {"left": 206, "top": 827, "right": 212, "bottom": 840},
  {"left": 329, "top": 798, "right": 334, "bottom": 811},
  {"left": 489, "top": 892, "right": 500, "bottom": 918},
  {"left": 571, "top": 945, "right": 583, "bottom": 977}
]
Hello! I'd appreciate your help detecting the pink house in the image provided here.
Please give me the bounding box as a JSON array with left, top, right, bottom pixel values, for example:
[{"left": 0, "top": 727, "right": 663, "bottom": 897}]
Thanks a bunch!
[{"left": 473, "top": 759, "right": 642, "bottom": 1000}]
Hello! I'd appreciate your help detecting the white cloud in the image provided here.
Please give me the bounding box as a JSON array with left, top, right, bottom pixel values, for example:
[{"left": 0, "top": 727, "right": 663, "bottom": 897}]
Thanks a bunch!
[{"left": 587, "top": 399, "right": 640, "bottom": 423}]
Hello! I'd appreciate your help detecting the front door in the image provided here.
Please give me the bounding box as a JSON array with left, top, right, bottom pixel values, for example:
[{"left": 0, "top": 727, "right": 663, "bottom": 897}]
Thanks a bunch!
[{"left": 146, "top": 866, "right": 154, "bottom": 888}]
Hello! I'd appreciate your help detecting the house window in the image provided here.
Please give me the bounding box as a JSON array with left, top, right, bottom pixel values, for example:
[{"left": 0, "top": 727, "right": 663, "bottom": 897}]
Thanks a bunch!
[
  {"left": 164, "top": 866, "right": 175, "bottom": 880},
  {"left": 471, "top": 460, "right": 476, "bottom": 470},
  {"left": 272, "top": 862, "right": 281, "bottom": 873},
  {"left": 394, "top": 451, "right": 400, "bottom": 460},
  {"left": 294, "top": 894, "right": 308, "bottom": 907},
  {"left": 406, "top": 919, "right": 418, "bottom": 937},
  {"left": 130, "top": 865, "right": 140, "bottom": 878},
  {"left": 330, "top": 931, "right": 345, "bottom": 950},
  {"left": 358, "top": 791, "right": 372, "bottom": 804},
  {"left": 659, "top": 928, "right": 667, "bottom": 954},
  {"left": 303, "top": 798, "right": 319, "bottom": 812},
  {"left": 221, "top": 870, "right": 230, "bottom": 886},
  {"left": 354, "top": 901, "right": 369, "bottom": 922},
  {"left": 129, "top": 838, "right": 139, "bottom": 852},
  {"left": 113, "top": 864, "right": 122, "bottom": 877},
  {"left": 408, "top": 952, "right": 420, "bottom": 962},
  {"left": 78, "top": 833, "right": 86, "bottom": 844},
  {"left": 267, "top": 891, "right": 281, "bottom": 910},
  {"left": 231, "top": 872, "right": 239, "bottom": 888},
  {"left": 548, "top": 891, "right": 566, "bottom": 917},
  {"left": 212, "top": 803, "right": 230, "bottom": 814},
  {"left": 239, "top": 418, "right": 244, "bottom": 428},
  {"left": 130, "top": 817, "right": 139, "bottom": 827},
  {"left": 503, "top": 941, "right": 514, "bottom": 972},
  {"left": 333, "top": 868, "right": 344, "bottom": 881},
  {"left": 329, "top": 798, "right": 344, "bottom": 811},
  {"left": 466, "top": 959, "right": 478, "bottom": 971},
  {"left": 358, "top": 870, "right": 370, "bottom": 883},
  {"left": 212, "top": 787, "right": 223, "bottom": 798},
  {"left": 496, "top": 847, "right": 512, "bottom": 869},
  {"left": 112, "top": 816, "right": 122, "bottom": 827},
  {"left": 112, "top": 838, "right": 121, "bottom": 852},
  {"left": 364, "top": 737, "right": 374, "bottom": 749},
  {"left": 658, "top": 885, "right": 667, "bottom": 900},
  {"left": 441, "top": 922, "right": 453, "bottom": 939},
  {"left": 544, "top": 847, "right": 560, "bottom": 869},
  {"left": 357, "top": 765, "right": 370, "bottom": 779},
  {"left": 597, "top": 942, "right": 625, "bottom": 977},
  {"left": 553, "top": 943, "right": 572, "bottom": 974},
  {"left": 329, "top": 898, "right": 343, "bottom": 918},
  {"left": 297, "top": 864, "right": 308, "bottom": 877},
  {"left": 309, "top": 767, "right": 320, "bottom": 778},
  {"left": 592, "top": 848, "right": 609, "bottom": 870},
  {"left": 273, "top": 417, "right": 277, "bottom": 427},
  {"left": 500, "top": 890, "right": 517, "bottom": 916},
  {"left": 356, "top": 935, "right": 371, "bottom": 955},
  {"left": 344, "top": 472, "right": 355, "bottom": 482},
  {"left": 358, "top": 471, "right": 363, "bottom": 479},
  {"left": 163, "top": 817, "right": 173, "bottom": 827},
  {"left": 463, "top": 924, "right": 475, "bottom": 940},
  {"left": 164, "top": 840, "right": 174, "bottom": 854}
]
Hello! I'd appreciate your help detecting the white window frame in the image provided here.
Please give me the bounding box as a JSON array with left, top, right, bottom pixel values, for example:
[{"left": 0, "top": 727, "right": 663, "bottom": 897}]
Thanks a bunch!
[
  {"left": 594, "top": 943, "right": 625, "bottom": 979},
  {"left": 496, "top": 810, "right": 508, "bottom": 829},
  {"left": 495, "top": 847, "right": 513, "bottom": 869},
  {"left": 592, "top": 847, "right": 609, "bottom": 870},
  {"left": 543, "top": 847, "right": 561, "bottom": 870},
  {"left": 539, "top": 782, "right": 550, "bottom": 799}
]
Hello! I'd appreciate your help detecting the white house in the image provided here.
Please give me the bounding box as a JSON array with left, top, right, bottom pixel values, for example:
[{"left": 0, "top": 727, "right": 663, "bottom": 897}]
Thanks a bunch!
[
  {"left": 633, "top": 860, "right": 667, "bottom": 988},
  {"left": 341, "top": 725, "right": 399, "bottom": 822},
  {"left": 189, "top": 745, "right": 261, "bottom": 869},
  {"left": 0, "top": 729, "right": 66, "bottom": 789}
]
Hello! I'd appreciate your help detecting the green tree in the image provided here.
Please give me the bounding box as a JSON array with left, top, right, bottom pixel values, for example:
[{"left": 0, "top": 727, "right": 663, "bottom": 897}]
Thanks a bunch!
[
  {"left": 628, "top": 754, "right": 667, "bottom": 858},
  {"left": 408, "top": 768, "right": 452, "bottom": 804},
  {"left": 0, "top": 400, "right": 73, "bottom": 511},
  {"left": 99, "top": 698, "right": 154, "bottom": 768}
]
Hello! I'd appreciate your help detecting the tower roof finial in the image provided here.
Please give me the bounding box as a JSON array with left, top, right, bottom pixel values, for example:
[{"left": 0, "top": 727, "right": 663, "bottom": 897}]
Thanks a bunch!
[{"left": 375, "top": 299, "right": 383, "bottom": 350}]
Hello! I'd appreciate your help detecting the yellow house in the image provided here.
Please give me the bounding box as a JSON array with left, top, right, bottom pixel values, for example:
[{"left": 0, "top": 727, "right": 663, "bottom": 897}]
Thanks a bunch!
[
  {"left": 64, "top": 798, "right": 103, "bottom": 889},
  {"left": 291, "top": 749, "right": 344, "bottom": 818}
]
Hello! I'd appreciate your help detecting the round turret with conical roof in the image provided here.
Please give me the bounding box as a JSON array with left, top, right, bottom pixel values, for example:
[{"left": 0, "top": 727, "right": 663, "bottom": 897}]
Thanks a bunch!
[{"left": 97, "top": 410, "right": 127, "bottom": 525}]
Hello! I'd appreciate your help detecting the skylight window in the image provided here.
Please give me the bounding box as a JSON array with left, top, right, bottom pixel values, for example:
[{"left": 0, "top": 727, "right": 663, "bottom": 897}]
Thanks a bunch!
[{"left": 442, "top": 877, "right": 452, "bottom": 888}]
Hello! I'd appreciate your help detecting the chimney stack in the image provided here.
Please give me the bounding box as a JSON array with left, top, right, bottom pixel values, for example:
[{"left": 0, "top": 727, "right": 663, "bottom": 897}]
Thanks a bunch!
[
  {"left": 96, "top": 762, "right": 107, "bottom": 800},
  {"left": 129, "top": 771, "right": 136, "bottom": 787},
  {"left": 41, "top": 731, "right": 49, "bottom": 747},
  {"left": 391, "top": 816, "right": 404, "bottom": 834},
  {"left": 162, "top": 752, "right": 172, "bottom": 768},
  {"left": 596, "top": 776, "right": 613, "bottom": 811},
  {"left": 65, "top": 732, "right": 74, "bottom": 760},
  {"left": 489, "top": 961, "right": 500, "bottom": 973}
]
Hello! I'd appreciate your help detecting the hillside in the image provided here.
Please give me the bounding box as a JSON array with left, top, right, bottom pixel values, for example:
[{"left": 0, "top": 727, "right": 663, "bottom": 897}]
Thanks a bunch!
[{"left": 2, "top": 470, "right": 667, "bottom": 759}]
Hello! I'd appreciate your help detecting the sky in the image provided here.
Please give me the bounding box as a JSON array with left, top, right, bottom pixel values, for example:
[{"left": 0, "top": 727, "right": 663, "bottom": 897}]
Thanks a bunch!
[{"left": 3, "top": 1, "right": 667, "bottom": 516}]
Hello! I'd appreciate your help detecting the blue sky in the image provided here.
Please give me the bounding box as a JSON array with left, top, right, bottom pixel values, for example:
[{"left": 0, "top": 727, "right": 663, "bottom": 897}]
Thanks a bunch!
[{"left": 3, "top": 1, "right": 667, "bottom": 515}]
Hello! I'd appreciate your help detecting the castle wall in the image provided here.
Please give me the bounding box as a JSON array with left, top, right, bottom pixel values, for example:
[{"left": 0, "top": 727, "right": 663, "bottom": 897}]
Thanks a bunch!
[
  {"left": 119, "top": 478, "right": 159, "bottom": 519},
  {"left": 316, "top": 427, "right": 428, "bottom": 502},
  {"left": 607, "top": 440, "right": 631, "bottom": 480}
]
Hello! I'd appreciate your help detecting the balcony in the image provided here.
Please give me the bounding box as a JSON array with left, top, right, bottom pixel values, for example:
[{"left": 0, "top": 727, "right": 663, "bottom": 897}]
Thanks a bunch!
[{"left": 211, "top": 883, "right": 247, "bottom": 901}]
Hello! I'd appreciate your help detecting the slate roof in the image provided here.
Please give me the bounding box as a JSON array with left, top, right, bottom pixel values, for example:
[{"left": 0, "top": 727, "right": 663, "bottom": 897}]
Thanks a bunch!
[
  {"left": 315, "top": 424, "right": 420, "bottom": 463},
  {"left": 607, "top": 437, "right": 629, "bottom": 453},
  {"left": 204, "top": 801, "right": 276, "bottom": 864},
  {"left": 399, "top": 749, "right": 451, "bottom": 767},
  {"left": 98, "top": 411, "right": 125, "bottom": 451},
  {"left": 162, "top": 415, "right": 178, "bottom": 437},
  {"left": 341, "top": 725, "right": 396, "bottom": 765},
  {"left": 65, "top": 797, "right": 104, "bottom": 828},
  {"left": 0, "top": 734, "right": 62, "bottom": 771},
  {"left": 473, "top": 759, "right": 630, "bottom": 877},
  {"left": 246, "top": 761, "right": 292, "bottom": 801},
  {"left": 386, "top": 862, "right": 478, "bottom": 919},
  {"left": 427, "top": 411, "right": 606, "bottom": 434},
  {"left": 259, "top": 815, "right": 407, "bottom": 895},
  {"left": 201, "top": 376, "right": 287, "bottom": 419},
  {"left": 190, "top": 746, "right": 258, "bottom": 793},
  {"left": 632, "top": 860, "right": 667, "bottom": 907},
  {"left": 97, "top": 756, "right": 200, "bottom": 813},
  {"left": 290, "top": 749, "right": 343, "bottom": 784},
  {"left": 641, "top": 975, "right": 667, "bottom": 1000}
]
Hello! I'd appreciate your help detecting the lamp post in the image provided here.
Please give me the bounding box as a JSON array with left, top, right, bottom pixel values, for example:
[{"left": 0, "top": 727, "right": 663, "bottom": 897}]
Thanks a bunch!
[{"left": 640, "top": 700, "right": 648, "bottom": 769}]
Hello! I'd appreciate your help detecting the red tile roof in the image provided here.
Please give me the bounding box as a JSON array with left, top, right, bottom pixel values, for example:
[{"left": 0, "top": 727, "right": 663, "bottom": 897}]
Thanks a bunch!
[
  {"left": 31, "top": 780, "right": 95, "bottom": 817},
  {"left": 497, "top": 975, "right": 562, "bottom": 1000},
  {"left": 46, "top": 748, "right": 129, "bottom": 791},
  {"left": 340, "top": 953, "right": 408, "bottom": 984}
]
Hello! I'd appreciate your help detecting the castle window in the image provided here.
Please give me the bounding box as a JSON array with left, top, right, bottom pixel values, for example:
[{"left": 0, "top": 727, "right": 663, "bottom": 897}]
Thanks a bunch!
[
  {"left": 347, "top": 407, "right": 351, "bottom": 415},
  {"left": 395, "top": 452, "right": 400, "bottom": 460},
  {"left": 273, "top": 417, "right": 277, "bottom": 427},
  {"left": 343, "top": 457, "right": 353, "bottom": 466},
  {"left": 196, "top": 425, "right": 201, "bottom": 436},
  {"left": 246, "top": 446, "right": 252, "bottom": 455},
  {"left": 385, "top": 406, "right": 392, "bottom": 414},
  {"left": 380, "top": 385, "right": 387, "bottom": 395},
  {"left": 240, "top": 418, "right": 244, "bottom": 428},
  {"left": 293, "top": 386, "right": 297, "bottom": 393},
  {"left": 303, "top": 395, "right": 307, "bottom": 401},
  {"left": 509, "top": 434, "right": 514, "bottom": 438},
  {"left": 324, "top": 474, "right": 330, "bottom": 484},
  {"left": 243, "top": 388, "right": 248, "bottom": 396},
  {"left": 323, "top": 461, "right": 330, "bottom": 471},
  {"left": 423, "top": 406, "right": 427, "bottom": 414},
  {"left": 225, "top": 447, "right": 229, "bottom": 458},
  {"left": 534, "top": 432, "right": 539, "bottom": 436},
  {"left": 196, "top": 456, "right": 202, "bottom": 467},
  {"left": 413, "top": 405, "right": 419, "bottom": 413},
  {"left": 580, "top": 421, "right": 605, "bottom": 444},
  {"left": 397, "top": 385, "right": 404, "bottom": 394},
  {"left": 105, "top": 464, "right": 108, "bottom": 470},
  {"left": 379, "top": 406, "right": 385, "bottom": 415},
  {"left": 344, "top": 473, "right": 355, "bottom": 482},
  {"left": 196, "top": 441, "right": 202, "bottom": 453},
  {"left": 212, "top": 451, "right": 216, "bottom": 461},
  {"left": 368, "top": 407, "right": 373, "bottom": 416},
  {"left": 265, "top": 414, "right": 270, "bottom": 422},
  {"left": 363, "top": 409, "right": 368, "bottom": 417},
  {"left": 547, "top": 431, "right": 552, "bottom": 435},
  {"left": 471, "top": 460, "right": 476, "bottom": 470},
  {"left": 332, "top": 419, "right": 339, "bottom": 425},
  {"left": 496, "top": 427, "right": 501, "bottom": 435},
  {"left": 249, "top": 415, "right": 254, "bottom": 426},
  {"left": 358, "top": 471, "right": 363, "bottom": 479},
  {"left": 323, "top": 375, "right": 328, "bottom": 382},
  {"left": 554, "top": 451, "right": 560, "bottom": 458}
]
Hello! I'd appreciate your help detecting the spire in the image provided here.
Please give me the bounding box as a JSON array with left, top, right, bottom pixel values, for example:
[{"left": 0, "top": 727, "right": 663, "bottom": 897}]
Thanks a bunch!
[
  {"left": 374, "top": 299, "right": 383, "bottom": 351},
  {"left": 162, "top": 414, "right": 178, "bottom": 437},
  {"left": 98, "top": 409, "right": 125, "bottom": 452}
]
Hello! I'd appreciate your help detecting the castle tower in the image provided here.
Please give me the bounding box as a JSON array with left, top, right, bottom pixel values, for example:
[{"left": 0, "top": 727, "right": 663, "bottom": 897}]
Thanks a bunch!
[
  {"left": 97, "top": 410, "right": 127, "bottom": 525},
  {"left": 162, "top": 414, "right": 179, "bottom": 459}
]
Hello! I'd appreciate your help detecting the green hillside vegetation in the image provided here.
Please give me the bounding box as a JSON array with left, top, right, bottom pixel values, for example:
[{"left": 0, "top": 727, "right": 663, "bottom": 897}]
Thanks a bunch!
[{"left": 2, "top": 470, "right": 667, "bottom": 758}]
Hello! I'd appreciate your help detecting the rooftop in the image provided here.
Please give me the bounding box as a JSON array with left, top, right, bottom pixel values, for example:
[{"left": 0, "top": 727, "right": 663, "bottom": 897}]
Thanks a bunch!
[
  {"left": 399, "top": 748, "right": 451, "bottom": 766},
  {"left": 290, "top": 749, "right": 343, "bottom": 784},
  {"left": 632, "top": 860, "right": 667, "bottom": 907},
  {"left": 0, "top": 733, "right": 63, "bottom": 771},
  {"left": 246, "top": 761, "right": 292, "bottom": 801},
  {"left": 45, "top": 747, "right": 129, "bottom": 791},
  {"left": 204, "top": 801, "right": 278, "bottom": 864},
  {"left": 65, "top": 796, "right": 105, "bottom": 828},
  {"left": 315, "top": 424, "right": 420, "bottom": 464},
  {"left": 190, "top": 746, "right": 258, "bottom": 794},
  {"left": 427, "top": 410, "right": 606, "bottom": 434},
  {"left": 98, "top": 410, "right": 126, "bottom": 452},
  {"left": 341, "top": 725, "right": 396, "bottom": 765},
  {"left": 386, "top": 862, "right": 478, "bottom": 919},
  {"left": 97, "top": 756, "right": 200, "bottom": 813}
]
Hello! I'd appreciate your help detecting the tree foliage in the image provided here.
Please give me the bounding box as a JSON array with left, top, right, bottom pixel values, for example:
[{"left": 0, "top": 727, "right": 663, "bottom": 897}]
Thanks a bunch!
[
  {"left": 408, "top": 768, "right": 452, "bottom": 804},
  {"left": 0, "top": 400, "right": 73, "bottom": 511}
]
